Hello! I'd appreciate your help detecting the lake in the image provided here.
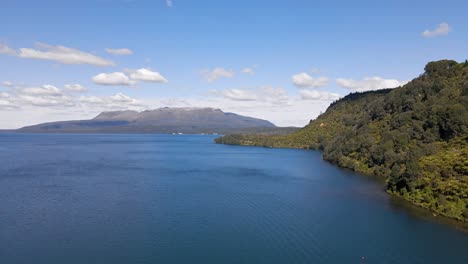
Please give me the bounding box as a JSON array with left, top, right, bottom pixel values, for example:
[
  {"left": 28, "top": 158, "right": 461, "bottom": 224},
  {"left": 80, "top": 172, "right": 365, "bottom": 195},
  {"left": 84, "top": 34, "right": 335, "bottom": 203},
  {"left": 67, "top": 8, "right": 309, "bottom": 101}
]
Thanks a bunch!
[{"left": 0, "top": 134, "right": 467, "bottom": 263}]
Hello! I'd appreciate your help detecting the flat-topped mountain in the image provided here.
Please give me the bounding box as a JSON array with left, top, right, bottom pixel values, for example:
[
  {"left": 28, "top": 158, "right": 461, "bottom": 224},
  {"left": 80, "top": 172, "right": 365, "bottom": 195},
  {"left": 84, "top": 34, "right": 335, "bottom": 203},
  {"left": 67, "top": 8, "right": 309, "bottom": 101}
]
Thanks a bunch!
[
  {"left": 17, "top": 107, "right": 295, "bottom": 134},
  {"left": 92, "top": 107, "right": 274, "bottom": 128}
]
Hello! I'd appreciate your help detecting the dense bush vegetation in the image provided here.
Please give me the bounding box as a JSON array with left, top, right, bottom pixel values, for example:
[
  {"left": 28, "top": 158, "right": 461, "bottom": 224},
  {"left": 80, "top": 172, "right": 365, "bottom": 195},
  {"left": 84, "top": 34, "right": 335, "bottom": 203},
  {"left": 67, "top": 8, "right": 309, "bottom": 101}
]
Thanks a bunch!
[{"left": 216, "top": 60, "right": 468, "bottom": 221}]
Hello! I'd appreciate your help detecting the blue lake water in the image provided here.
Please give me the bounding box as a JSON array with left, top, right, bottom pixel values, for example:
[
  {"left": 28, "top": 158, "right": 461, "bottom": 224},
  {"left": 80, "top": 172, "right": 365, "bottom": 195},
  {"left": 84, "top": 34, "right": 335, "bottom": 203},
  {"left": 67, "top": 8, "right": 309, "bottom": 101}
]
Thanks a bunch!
[{"left": 0, "top": 134, "right": 467, "bottom": 264}]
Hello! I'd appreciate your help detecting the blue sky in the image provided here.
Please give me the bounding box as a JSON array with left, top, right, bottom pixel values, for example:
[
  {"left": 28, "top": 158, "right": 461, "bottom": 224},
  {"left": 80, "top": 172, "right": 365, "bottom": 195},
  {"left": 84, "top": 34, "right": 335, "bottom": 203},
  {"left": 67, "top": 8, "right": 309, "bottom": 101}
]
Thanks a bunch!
[{"left": 0, "top": 0, "right": 467, "bottom": 128}]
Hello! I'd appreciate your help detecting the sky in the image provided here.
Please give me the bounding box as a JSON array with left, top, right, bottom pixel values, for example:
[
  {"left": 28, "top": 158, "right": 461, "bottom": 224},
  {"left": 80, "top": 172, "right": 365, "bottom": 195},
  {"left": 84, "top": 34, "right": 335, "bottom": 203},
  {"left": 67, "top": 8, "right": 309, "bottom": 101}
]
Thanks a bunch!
[{"left": 0, "top": 0, "right": 467, "bottom": 129}]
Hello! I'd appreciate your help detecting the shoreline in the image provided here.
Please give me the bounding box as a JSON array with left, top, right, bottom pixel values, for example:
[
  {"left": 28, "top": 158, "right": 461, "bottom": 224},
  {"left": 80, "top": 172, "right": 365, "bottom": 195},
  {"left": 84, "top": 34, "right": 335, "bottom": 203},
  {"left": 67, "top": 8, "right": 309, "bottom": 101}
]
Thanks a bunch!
[{"left": 215, "top": 139, "right": 468, "bottom": 228}]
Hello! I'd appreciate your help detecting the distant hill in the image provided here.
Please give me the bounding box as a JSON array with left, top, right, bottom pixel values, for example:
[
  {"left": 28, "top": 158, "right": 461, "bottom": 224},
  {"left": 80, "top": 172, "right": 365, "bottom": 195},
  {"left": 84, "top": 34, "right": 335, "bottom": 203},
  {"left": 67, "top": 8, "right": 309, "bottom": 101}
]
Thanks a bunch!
[
  {"left": 216, "top": 60, "right": 468, "bottom": 222},
  {"left": 17, "top": 107, "right": 297, "bottom": 134}
]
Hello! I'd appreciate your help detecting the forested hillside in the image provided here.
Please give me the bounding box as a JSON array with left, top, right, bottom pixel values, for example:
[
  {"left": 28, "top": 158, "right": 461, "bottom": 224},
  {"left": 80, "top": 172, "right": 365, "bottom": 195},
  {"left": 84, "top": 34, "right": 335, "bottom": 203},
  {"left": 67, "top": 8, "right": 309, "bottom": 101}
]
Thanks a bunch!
[{"left": 216, "top": 60, "right": 468, "bottom": 221}]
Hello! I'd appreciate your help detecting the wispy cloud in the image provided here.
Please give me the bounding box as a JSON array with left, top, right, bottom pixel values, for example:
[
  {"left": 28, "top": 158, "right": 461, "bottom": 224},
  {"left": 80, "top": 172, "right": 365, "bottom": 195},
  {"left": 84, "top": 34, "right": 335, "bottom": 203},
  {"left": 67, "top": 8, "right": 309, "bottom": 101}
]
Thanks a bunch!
[
  {"left": 80, "top": 92, "right": 144, "bottom": 109},
  {"left": 2, "top": 81, "right": 14, "bottom": 87},
  {"left": 201, "top": 68, "right": 234, "bottom": 82},
  {"left": 212, "top": 88, "right": 257, "bottom": 101},
  {"left": 64, "top": 84, "right": 88, "bottom": 93},
  {"left": 241, "top": 68, "right": 255, "bottom": 75},
  {"left": 15, "top": 85, "right": 75, "bottom": 107},
  {"left": 211, "top": 87, "right": 289, "bottom": 105},
  {"left": 0, "top": 43, "right": 17, "bottom": 55},
  {"left": 422, "top": 22, "right": 451, "bottom": 38},
  {"left": 166, "top": 0, "right": 173, "bottom": 7},
  {"left": 336, "top": 77, "right": 407, "bottom": 92},
  {"left": 0, "top": 92, "right": 17, "bottom": 110},
  {"left": 105, "top": 48, "right": 133, "bottom": 55},
  {"left": 310, "top": 68, "right": 320, "bottom": 74},
  {"left": 0, "top": 42, "right": 115, "bottom": 66}
]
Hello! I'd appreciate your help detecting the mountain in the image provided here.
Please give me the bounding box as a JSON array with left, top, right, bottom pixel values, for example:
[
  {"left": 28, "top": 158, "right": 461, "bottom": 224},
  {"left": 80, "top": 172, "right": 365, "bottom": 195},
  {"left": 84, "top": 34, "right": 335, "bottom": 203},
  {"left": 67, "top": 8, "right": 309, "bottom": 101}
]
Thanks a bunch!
[
  {"left": 17, "top": 107, "right": 297, "bottom": 134},
  {"left": 216, "top": 60, "right": 468, "bottom": 222}
]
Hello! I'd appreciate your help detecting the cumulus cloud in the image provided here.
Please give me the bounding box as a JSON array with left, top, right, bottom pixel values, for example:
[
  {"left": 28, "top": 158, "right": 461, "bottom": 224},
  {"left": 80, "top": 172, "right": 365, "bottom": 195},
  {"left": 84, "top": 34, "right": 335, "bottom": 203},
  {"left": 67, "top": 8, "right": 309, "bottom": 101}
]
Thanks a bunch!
[
  {"left": 212, "top": 87, "right": 289, "bottom": 105},
  {"left": 2, "top": 43, "right": 114, "bottom": 66},
  {"left": 0, "top": 85, "right": 336, "bottom": 128},
  {"left": 201, "top": 68, "right": 234, "bottom": 82},
  {"left": 92, "top": 72, "right": 136, "bottom": 86},
  {"left": 292, "top": 73, "right": 329, "bottom": 88},
  {"left": 422, "top": 22, "right": 451, "bottom": 38},
  {"left": 64, "top": 84, "right": 87, "bottom": 92},
  {"left": 79, "top": 92, "right": 144, "bottom": 109},
  {"left": 105, "top": 48, "right": 133, "bottom": 55},
  {"left": 241, "top": 68, "right": 255, "bottom": 75},
  {"left": 128, "top": 68, "right": 168, "bottom": 83},
  {"left": 336, "top": 77, "right": 407, "bottom": 92},
  {"left": 0, "top": 92, "right": 16, "bottom": 110},
  {"left": 142, "top": 89, "right": 333, "bottom": 127},
  {"left": 258, "top": 87, "right": 290, "bottom": 104},
  {"left": 213, "top": 89, "right": 257, "bottom": 101},
  {"left": 0, "top": 43, "right": 17, "bottom": 55},
  {"left": 2, "top": 81, "right": 13, "bottom": 87},
  {"left": 0, "top": 86, "right": 146, "bottom": 128},
  {"left": 110, "top": 93, "right": 140, "bottom": 104},
  {"left": 16, "top": 85, "right": 74, "bottom": 107},
  {"left": 300, "top": 90, "right": 340, "bottom": 101},
  {"left": 21, "top": 84, "right": 62, "bottom": 96},
  {"left": 78, "top": 95, "right": 105, "bottom": 105}
]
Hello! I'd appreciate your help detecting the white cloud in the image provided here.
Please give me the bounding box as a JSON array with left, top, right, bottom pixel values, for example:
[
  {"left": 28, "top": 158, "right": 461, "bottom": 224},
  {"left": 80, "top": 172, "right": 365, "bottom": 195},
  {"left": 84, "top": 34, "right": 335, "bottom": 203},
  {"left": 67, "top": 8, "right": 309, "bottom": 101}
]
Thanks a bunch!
[
  {"left": 79, "top": 92, "right": 144, "bottom": 109},
  {"left": 128, "top": 68, "right": 168, "bottom": 83},
  {"left": 241, "top": 68, "right": 255, "bottom": 75},
  {"left": 422, "top": 22, "right": 451, "bottom": 38},
  {"left": 0, "top": 84, "right": 335, "bottom": 128},
  {"left": 336, "top": 77, "right": 407, "bottom": 92},
  {"left": 110, "top": 92, "right": 140, "bottom": 104},
  {"left": 143, "top": 91, "right": 331, "bottom": 127},
  {"left": 105, "top": 48, "right": 133, "bottom": 55},
  {"left": 0, "top": 92, "right": 16, "bottom": 110},
  {"left": 300, "top": 90, "right": 340, "bottom": 101},
  {"left": 166, "top": 0, "right": 173, "bottom": 7},
  {"left": 92, "top": 72, "right": 136, "bottom": 86},
  {"left": 2, "top": 81, "right": 13, "bottom": 87},
  {"left": 292, "top": 73, "right": 329, "bottom": 88},
  {"left": 212, "top": 87, "right": 289, "bottom": 105},
  {"left": 21, "top": 84, "right": 62, "bottom": 96},
  {"left": 258, "top": 87, "right": 290, "bottom": 104},
  {"left": 310, "top": 68, "right": 320, "bottom": 74},
  {"left": 201, "top": 68, "right": 234, "bottom": 82},
  {"left": 0, "top": 87, "right": 146, "bottom": 128},
  {"left": 16, "top": 85, "right": 74, "bottom": 107},
  {"left": 64, "top": 84, "right": 88, "bottom": 93},
  {"left": 13, "top": 43, "right": 114, "bottom": 66},
  {"left": 0, "top": 43, "right": 17, "bottom": 55},
  {"left": 17, "top": 95, "right": 74, "bottom": 107},
  {"left": 79, "top": 95, "right": 105, "bottom": 105},
  {"left": 213, "top": 89, "right": 257, "bottom": 101}
]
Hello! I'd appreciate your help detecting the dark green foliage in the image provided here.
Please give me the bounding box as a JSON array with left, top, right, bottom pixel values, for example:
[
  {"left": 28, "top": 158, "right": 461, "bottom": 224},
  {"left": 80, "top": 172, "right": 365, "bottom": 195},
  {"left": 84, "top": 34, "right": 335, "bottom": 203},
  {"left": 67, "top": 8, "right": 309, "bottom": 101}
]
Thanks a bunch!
[{"left": 215, "top": 60, "right": 468, "bottom": 222}]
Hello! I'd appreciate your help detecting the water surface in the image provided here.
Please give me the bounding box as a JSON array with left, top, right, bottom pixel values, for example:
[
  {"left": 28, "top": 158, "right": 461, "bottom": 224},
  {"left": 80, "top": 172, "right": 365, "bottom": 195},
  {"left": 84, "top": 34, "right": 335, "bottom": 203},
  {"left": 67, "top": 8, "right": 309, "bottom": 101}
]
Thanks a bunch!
[{"left": 1, "top": 134, "right": 467, "bottom": 263}]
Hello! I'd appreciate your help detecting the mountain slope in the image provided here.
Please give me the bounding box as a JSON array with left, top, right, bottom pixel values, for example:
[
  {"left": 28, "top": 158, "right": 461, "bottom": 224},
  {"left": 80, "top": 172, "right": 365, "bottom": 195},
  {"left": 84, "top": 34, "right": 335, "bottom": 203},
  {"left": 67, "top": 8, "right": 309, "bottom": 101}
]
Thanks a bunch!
[
  {"left": 216, "top": 60, "right": 468, "bottom": 221},
  {"left": 17, "top": 107, "right": 284, "bottom": 134}
]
